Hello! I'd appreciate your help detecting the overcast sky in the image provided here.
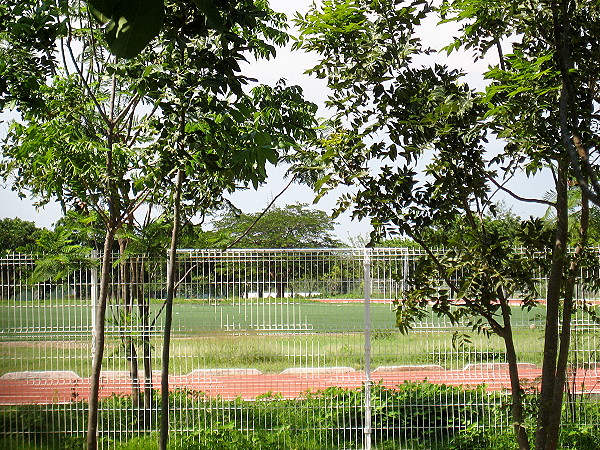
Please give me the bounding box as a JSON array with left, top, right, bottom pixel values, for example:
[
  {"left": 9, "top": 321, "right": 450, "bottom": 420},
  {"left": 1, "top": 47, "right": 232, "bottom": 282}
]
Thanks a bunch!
[{"left": 0, "top": 0, "right": 550, "bottom": 241}]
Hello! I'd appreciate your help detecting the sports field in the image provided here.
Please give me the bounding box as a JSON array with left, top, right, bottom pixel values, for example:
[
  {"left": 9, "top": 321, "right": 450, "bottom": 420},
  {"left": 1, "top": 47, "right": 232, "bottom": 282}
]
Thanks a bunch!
[
  {"left": 0, "top": 297, "right": 549, "bottom": 334},
  {"left": 0, "top": 299, "right": 560, "bottom": 378}
]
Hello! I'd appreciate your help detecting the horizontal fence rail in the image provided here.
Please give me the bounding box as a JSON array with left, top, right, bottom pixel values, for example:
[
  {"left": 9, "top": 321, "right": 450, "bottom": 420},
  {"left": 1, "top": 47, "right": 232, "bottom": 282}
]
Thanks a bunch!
[{"left": 0, "top": 248, "right": 599, "bottom": 449}]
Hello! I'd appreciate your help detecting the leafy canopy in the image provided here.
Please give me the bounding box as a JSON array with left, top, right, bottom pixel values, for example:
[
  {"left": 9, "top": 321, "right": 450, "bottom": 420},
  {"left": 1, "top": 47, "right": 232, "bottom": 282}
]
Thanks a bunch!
[
  {"left": 204, "top": 203, "right": 343, "bottom": 249},
  {"left": 0, "top": 217, "right": 42, "bottom": 254}
]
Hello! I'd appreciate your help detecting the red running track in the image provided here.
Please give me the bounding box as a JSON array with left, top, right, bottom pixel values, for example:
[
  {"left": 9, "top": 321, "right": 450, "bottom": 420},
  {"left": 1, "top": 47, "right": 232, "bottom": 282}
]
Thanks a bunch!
[
  {"left": 1, "top": 364, "right": 599, "bottom": 405},
  {"left": 312, "top": 298, "right": 600, "bottom": 305}
]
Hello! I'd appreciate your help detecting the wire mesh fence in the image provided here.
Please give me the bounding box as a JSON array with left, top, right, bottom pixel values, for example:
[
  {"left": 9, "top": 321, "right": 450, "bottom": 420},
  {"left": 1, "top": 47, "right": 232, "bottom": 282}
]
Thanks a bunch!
[{"left": 0, "top": 248, "right": 599, "bottom": 449}]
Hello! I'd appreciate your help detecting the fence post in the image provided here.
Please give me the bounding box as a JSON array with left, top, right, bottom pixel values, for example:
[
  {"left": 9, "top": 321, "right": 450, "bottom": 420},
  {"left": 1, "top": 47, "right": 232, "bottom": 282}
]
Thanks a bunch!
[
  {"left": 363, "top": 248, "right": 372, "bottom": 450},
  {"left": 90, "top": 250, "right": 98, "bottom": 355}
]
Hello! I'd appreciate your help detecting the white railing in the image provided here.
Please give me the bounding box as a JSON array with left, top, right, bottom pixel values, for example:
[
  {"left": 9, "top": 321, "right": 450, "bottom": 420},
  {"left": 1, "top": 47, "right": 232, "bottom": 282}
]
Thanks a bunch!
[{"left": 0, "top": 248, "right": 599, "bottom": 449}]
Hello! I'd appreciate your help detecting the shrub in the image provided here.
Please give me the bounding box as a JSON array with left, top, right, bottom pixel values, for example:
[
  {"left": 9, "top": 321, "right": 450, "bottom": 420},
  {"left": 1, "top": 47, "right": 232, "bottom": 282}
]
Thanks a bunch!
[{"left": 1, "top": 383, "right": 600, "bottom": 449}]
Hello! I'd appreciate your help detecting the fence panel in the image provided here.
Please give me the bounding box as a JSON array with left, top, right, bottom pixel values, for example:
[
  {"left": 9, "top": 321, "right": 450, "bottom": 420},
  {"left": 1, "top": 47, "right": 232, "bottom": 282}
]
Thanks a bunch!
[{"left": 0, "top": 249, "right": 599, "bottom": 449}]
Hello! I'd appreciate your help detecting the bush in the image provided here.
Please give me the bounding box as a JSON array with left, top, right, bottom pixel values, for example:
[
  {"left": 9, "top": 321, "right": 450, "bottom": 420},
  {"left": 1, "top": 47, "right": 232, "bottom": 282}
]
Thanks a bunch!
[
  {"left": 560, "top": 424, "right": 600, "bottom": 450},
  {"left": 1, "top": 383, "right": 600, "bottom": 449}
]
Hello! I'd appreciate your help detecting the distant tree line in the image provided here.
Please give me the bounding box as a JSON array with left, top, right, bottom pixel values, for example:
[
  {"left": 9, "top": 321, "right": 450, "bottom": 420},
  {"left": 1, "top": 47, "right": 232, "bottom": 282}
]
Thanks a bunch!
[{"left": 0, "top": 202, "right": 344, "bottom": 256}]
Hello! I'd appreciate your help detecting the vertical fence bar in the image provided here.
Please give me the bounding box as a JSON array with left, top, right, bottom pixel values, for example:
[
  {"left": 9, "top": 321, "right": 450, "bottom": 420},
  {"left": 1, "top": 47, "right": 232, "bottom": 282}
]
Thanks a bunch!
[{"left": 363, "top": 248, "right": 372, "bottom": 450}]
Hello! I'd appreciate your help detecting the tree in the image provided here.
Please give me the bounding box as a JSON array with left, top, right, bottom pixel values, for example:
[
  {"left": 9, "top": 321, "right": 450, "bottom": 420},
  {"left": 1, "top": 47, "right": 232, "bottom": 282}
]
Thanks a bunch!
[
  {"left": 136, "top": 3, "right": 317, "bottom": 447},
  {"left": 437, "top": 3, "right": 599, "bottom": 448},
  {"left": 1, "top": 0, "right": 167, "bottom": 442},
  {"left": 1, "top": 1, "right": 317, "bottom": 449},
  {"left": 207, "top": 203, "right": 343, "bottom": 249},
  {"left": 0, "top": 217, "right": 42, "bottom": 254},
  {"left": 198, "top": 203, "right": 342, "bottom": 299},
  {"left": 0, "top": 217, "right": 43, "bottom": 301},
  {"left": 293, "top": 1, "right": 599, "bottom": 449}
]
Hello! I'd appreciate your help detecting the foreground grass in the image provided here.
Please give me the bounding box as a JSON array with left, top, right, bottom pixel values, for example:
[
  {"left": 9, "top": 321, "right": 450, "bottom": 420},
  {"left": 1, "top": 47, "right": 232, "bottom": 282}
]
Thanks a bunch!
[{"left": 1, "top": 429, "right": 598, "bottom": 450}]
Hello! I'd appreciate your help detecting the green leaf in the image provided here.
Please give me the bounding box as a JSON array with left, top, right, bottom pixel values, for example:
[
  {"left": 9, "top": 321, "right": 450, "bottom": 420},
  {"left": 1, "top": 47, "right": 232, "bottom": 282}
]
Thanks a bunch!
[
  {"left": 254, "top": 131, "right": 272, "bottom": 147},
  {"left": 87, "top": 0, "right": 119, "bottom": 20},
  {"left": 264, "top": 148, "right": 278, "bottom": 165},
  {"left": 192, "top": 0, "right": 225, "bottom": 31},
  {"left": 314, "top": 174, "right": 332, "bottom": 191},
  {"left": 104, "top": 0, "right": 165, "bottom": 59},
  {"left": 89, "top": 5, "right": 111, "bottom": 25}
]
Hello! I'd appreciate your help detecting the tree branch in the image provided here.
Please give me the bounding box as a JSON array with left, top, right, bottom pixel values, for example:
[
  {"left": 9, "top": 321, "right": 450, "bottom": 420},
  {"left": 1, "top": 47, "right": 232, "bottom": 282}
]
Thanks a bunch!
[
  {"left": 560, "top": 90, "right": 600, "bottom": 205},
  {"left": 487, "top": 175, "right": 555, "bottom": 207},
  {"left": 120, "top": 188, "right": 154, "bottom": 225},
  {"left": 408, "top": 229, "right": 503, "bottom": 331},
  {"left": 114, "top": 94, "right": 141, "bottom": 127},
  {"left": 223, "top": 176, "right": 297, "bottom": 250},
  {"left": 60, "top": 38, "right": 70, "bottom": 77},
  {"left": 128, "top": 100, "right": 161, "bottom": 147},
  {"left": 496, "top": 39, "right": 506, "bottom": 71},
  {"left": 66, "top": 38, "right": 109, "bottom": 126}
]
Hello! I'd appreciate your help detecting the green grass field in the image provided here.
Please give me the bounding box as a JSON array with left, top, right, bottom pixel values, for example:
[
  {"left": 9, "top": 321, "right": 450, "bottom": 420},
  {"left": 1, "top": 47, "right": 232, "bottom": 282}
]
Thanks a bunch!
[{"left": 0, "top": 298, "right": 549, "bottom": 333}]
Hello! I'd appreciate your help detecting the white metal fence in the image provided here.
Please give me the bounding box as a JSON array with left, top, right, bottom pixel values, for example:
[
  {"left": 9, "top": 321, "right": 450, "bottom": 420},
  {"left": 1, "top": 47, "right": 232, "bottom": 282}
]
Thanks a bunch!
[{"left": 0, "top": 248, "right": 599, "bottom": 449}]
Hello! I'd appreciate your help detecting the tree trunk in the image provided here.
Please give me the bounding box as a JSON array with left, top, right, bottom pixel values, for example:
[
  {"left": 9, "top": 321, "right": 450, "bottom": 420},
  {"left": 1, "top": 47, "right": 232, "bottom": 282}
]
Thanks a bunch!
[
  {"left": 88, "top": 73, "right": 120, "bottom": 450},
  {"left": 535, "top": 161, "right": 569, "bottom": 450},
  {"left": 276, "top": 280, "right": 285, "bottom": 299},
  {"left": 496, "top": 287, "right": 530, "bottom": 450},
  {"left": 86, "top": 227, "right": 116, "bottom": 450},
  {"left": 159, "top": 169, "right": 184, "bottom": 450},
  {"left": 545, "top": 188, "right": 589, "bottom": 449},
  {"left": 545, "top": 280, "right": 574, "bottom": 450}
]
